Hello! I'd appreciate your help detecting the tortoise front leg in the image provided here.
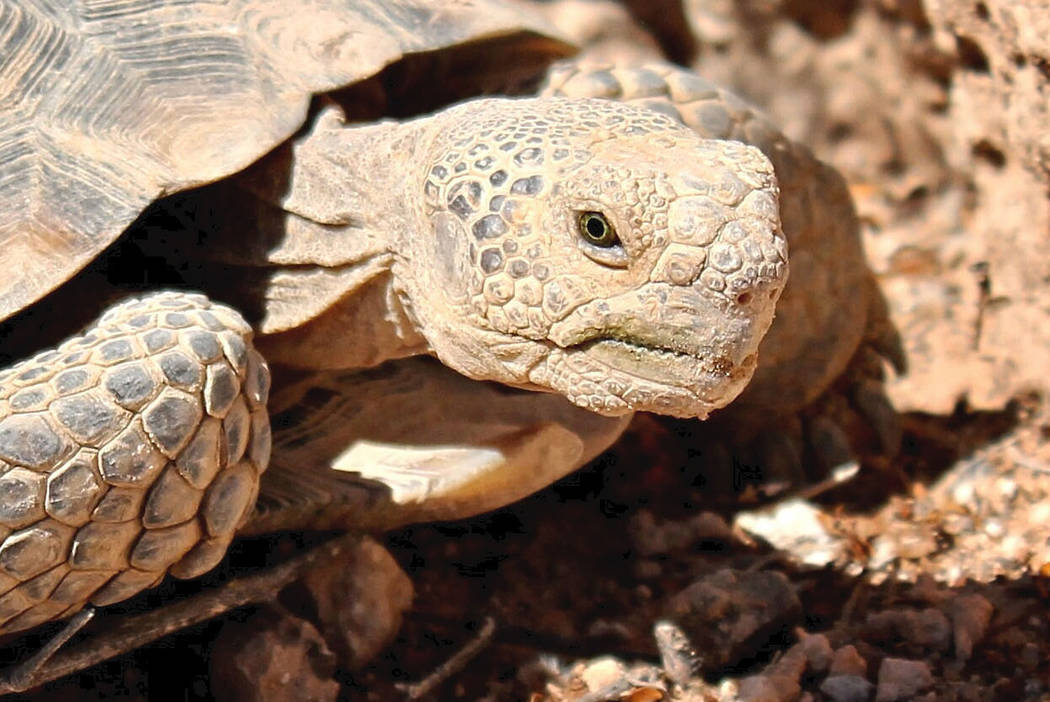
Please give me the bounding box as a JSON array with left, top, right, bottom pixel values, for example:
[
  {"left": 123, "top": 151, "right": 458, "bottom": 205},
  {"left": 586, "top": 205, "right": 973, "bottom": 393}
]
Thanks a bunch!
[{"left": 0, "top": 292, "right": 270, "bottom": 634}]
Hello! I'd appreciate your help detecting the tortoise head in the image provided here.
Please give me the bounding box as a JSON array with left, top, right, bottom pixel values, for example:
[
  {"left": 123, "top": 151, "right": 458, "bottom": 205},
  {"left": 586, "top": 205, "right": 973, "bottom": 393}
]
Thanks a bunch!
[{"left": 396, "top": 97, "right": 787, "bottom": 418}]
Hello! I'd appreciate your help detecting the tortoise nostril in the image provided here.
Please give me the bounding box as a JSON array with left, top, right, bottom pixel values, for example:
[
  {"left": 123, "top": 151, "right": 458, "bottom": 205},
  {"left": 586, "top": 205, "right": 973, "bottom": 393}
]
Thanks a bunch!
[{"left": 736, "top": 292, "right": 752, "bottom": 306}]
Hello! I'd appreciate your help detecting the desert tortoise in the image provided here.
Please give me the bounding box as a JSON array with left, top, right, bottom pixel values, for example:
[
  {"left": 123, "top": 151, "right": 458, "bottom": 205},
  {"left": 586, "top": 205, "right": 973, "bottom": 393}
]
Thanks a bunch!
[{"left": 0, "top": 0, "right": 791, "bottom": 638}]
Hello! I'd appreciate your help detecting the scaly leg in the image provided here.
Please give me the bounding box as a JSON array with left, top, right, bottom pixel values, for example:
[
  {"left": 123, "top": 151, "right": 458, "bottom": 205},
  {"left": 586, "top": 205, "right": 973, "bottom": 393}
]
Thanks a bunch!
[{"left": 0, "top": 292, "right": 270, "bottom": 635}]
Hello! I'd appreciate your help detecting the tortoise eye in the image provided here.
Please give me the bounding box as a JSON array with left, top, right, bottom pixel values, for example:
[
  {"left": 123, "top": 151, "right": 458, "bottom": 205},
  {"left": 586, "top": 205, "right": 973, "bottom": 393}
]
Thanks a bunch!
[{"left": 577, "top": 212, "right": 619, "bottom": 248}]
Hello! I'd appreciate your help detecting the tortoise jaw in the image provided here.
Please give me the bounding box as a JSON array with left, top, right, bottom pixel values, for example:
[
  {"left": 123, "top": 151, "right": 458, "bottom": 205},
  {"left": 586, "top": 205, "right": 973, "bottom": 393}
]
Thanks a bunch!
[
  {"left": 528, "top": 341, "right": 759, "bottom": 419},
  {"left": 571, "top": 336, "right": 728, "bottom": 387},
  {"left": 537, "top": 283, "right": 777, "bottom": 417},
  {"left": 562, "top": 337, "right": 758, "bottom": 417}
]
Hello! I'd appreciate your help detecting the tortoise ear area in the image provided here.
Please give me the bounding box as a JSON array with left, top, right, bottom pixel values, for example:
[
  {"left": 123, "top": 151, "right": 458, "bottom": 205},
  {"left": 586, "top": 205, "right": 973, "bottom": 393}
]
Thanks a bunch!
[
  {"left": 257, "top": 264, "right": 427, "bottom": 371},
  {"left": 427, "top": 211, "right": 472, "bottom": 291}
]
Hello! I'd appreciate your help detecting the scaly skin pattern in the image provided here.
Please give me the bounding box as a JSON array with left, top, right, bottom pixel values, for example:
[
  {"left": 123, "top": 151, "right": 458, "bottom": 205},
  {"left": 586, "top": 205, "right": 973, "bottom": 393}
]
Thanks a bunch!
[
  {"left": 396, "top": 97, "right": 788, "bottom": 418},
  {"left": 541, "top": 62, "right": 877, "bottom": 416},
  {"left": 536, "top": 63, "right": 905, "bottom": 473},
  {"left": 0, "top": 95, "right": 786, "bottom": 634},
  {"left": 0, "top": 293, "right": 270, "bottom": 634}
]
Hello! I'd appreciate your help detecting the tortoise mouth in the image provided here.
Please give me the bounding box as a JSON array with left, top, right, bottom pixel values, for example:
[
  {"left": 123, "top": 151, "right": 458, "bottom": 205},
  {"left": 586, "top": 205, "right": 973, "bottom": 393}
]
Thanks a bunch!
[
  {"left": 531, "top": 284, "right": 778, "bottom": 417},
  {"left": 575, "top": 334, "right": 700, "bottom": 359},
  {"left": 570, "top": 335, "right": 727, "bottom": 387},
  {"left": 538, "top": 334, "right": 758, "bottom": 418}
]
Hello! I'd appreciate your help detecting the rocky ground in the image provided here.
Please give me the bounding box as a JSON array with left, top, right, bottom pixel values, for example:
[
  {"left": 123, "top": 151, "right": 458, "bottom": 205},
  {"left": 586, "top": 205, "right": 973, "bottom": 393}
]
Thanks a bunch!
[{"left": 6, "top": 0, "right": 1050, "bottom": 700}]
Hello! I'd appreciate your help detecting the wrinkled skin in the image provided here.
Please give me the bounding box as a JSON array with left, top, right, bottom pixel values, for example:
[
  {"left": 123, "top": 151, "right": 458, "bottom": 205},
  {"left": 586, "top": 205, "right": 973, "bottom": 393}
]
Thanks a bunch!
[
  {"left": 0, "top": 93, "right": 787, "bottom": 636},
  {"left": 397, "top": 97, "right": 787, "bottom": 418}
]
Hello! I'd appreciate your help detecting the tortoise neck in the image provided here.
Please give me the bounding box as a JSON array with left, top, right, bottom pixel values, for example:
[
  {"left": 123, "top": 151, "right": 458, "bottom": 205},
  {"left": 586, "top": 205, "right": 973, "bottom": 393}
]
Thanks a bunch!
[
  {"left": 239, "top": 109, "right": 432, "bottom": 370},
  {"left": 256, "top": 266, "right": 428, "bottom": 371}
]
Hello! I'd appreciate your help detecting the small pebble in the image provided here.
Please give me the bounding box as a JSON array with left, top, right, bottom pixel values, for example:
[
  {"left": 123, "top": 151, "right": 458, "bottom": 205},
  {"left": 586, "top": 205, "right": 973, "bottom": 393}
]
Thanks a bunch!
[
  {"left": 295, "top": 536, "right": 413, "bottom": 669},
  {"left": 210, "top": 606, "right": 339, "bottom": 702},
  {"left": 736, "top": 673, "right": 801, "bottom": 702},
  {"left": 796, "top": 631, "right": 833, "bottom": 673},
  {"left": 580, "top": 656, "right": 627, "bottom": 692},
  {"left": 875, "top": 658, "right": 934, "bottom": 701},
  {"left": 948, "top": 593, "right": 994, "bottom": 661},
  {"left": 821, "top": 674, "right": 875, "bottom": 702},
  {"left": 865, "top": 608, "right": 951, "bottom": 652},
  {"left": 1020, "top": 642, "right": 1040, "bottom": 671},
  {"left": 667, "top": 569, "right": 802, "bottom": 672},
  {"left": 829, "top": 645, "right": 868, "bottom": 677}
]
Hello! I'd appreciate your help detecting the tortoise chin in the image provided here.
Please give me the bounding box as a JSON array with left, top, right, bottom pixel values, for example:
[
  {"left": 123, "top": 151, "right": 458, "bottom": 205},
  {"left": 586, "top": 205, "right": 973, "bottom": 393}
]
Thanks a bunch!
[
  {"left": 532, "top": 274, "right": 783, "bottom": 418},
  {"left": 546, "top": 335, "right": 762, "bottom": 419}
]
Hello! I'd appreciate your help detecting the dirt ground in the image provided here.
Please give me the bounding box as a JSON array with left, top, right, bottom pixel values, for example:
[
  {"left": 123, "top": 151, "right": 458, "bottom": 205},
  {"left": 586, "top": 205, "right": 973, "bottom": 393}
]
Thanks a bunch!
[{"left": 6, "top": 0, "right": 1050, "bottom": 700}]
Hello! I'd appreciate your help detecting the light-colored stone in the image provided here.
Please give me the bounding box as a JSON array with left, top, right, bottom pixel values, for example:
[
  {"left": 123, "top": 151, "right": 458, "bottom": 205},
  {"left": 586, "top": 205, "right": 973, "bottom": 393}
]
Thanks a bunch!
[{"left": 875, "top": 658, "right": 934, "bottom": 702}]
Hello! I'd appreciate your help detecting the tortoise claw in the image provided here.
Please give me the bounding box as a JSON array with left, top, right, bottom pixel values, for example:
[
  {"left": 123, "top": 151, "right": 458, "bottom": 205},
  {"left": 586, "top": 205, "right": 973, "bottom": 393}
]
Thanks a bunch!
[
  {"left": 805, "top": 415, "right": 856, "bottom": 475},
  {"left": 852, "top": 377, "right": 902, "bottom": 455},
  {"left": 0, "top": 608, "right": 95, "bottom": 695},
  {"left": 756, "top": 428, "right": 806, "bottom": 489},
  {"left": 864, "top": 276, "right": 908, "bottom": 375}
]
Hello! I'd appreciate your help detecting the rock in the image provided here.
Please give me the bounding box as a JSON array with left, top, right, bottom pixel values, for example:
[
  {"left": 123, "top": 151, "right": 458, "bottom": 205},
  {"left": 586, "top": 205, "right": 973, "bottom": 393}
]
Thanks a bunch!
[
  {"left": 292, "top": 535, "right": 414, "bottom": 669},
  {"left": 653, "top": 619, "right": 698, "bottom": 686},
  {"left": 875, "top": 658, "right": 934, "bottom": 702},
  {"left": 542, "top": 656, "right": 670, "bottom": 702},
  {"left": 758, "top": 642, "right": 808, "bottom": 691},
  {"left": 910, "top": 608, "right": 952, "bottom": 651},
  {"left": 210, "top": 605, "right": 340, "bottom": 702},
  {"left": 948, "top": 593, "right": 994, "bottom": 661},
  {"left": 736, "top": 673, "right": 802, "bottom": 702},
  {"left": 737, "top": 643, "right": 811, "bottom": 702},
  {"left": 628, "top": 509, "right": 733, "bottom": 556},
  {"left": 1020, "top": 642, "right": 1041, "bottom": 671},
  {"left": 734, "top": 499, "right": 846, "bottom": 569},
  {"left": 865, "top": 608, "right": 951, "bottom": 653},
  {"left": 796, "top": 631, "right": 833, "bottom": 674},
  {"left": 666, "top": 569, "right": 802, "bottom": 672},
  {"left": 579, "top": 656, "right": 627, "bottom": 693},
  {"left": 829, "top": 645, "right": 868, "bottom": 677},
  {"left": 770, "top": 642, "right": 809, "bottom": 682},
  {"left": 924, "top": 0, "right": 1050, "bottom": 180},
  {"left": 821, "top": 674, "right": 874, "bottom": 702}
]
